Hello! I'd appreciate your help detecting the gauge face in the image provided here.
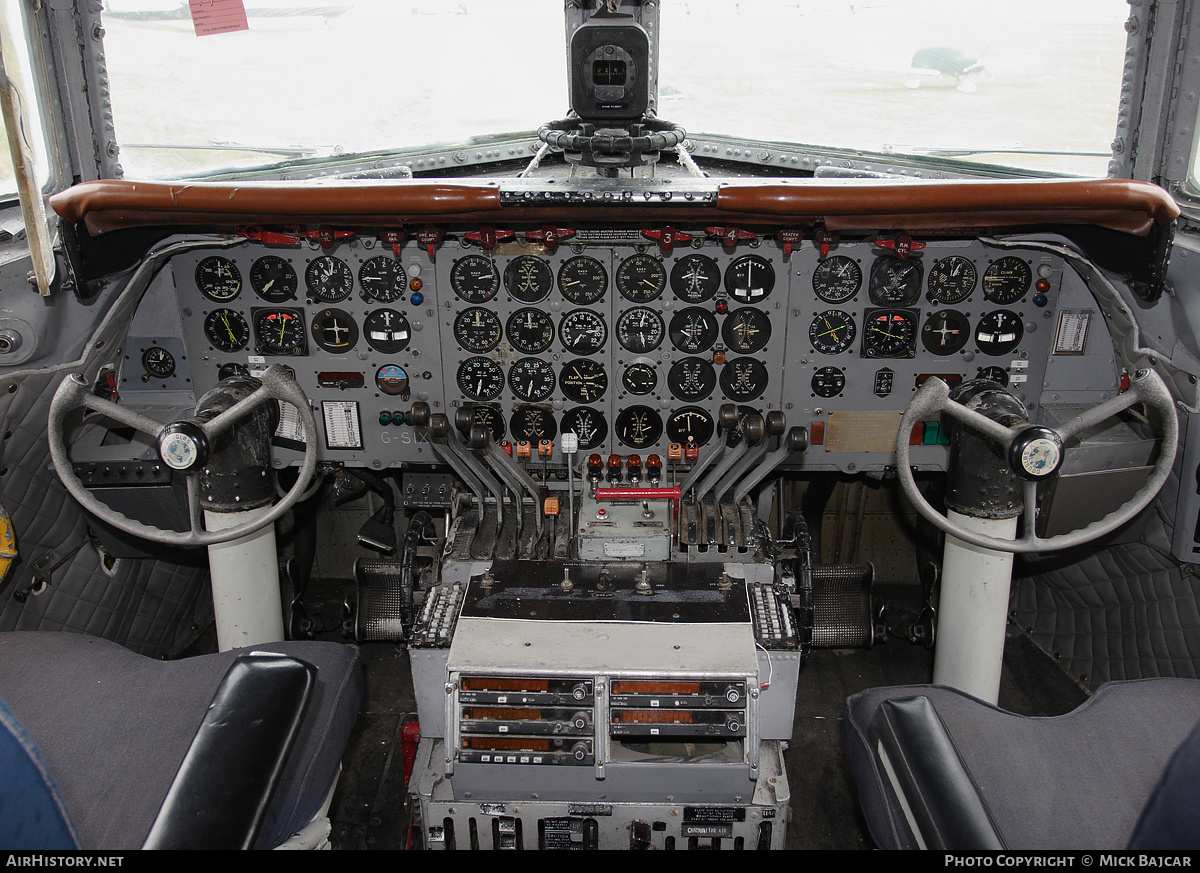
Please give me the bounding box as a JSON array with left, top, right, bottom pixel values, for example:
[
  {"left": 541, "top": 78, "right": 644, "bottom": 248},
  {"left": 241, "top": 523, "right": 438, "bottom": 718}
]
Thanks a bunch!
[
  {"left": 615, "top": 307, "right": 665, "bottom": 354},
  {"left": 310, "top": 308, "right": 358, "bottom": 354},
  {"left": 869, "top": 256, "right": 924, "bottom": 306},
  {"left": 666, "top": 406, "right": 715, "bottom": 447},
  {"left": 254, "top": 308, "right": 307, "bottom": 356},
  {"left": 614, "top": 405, "right": 663, "bottom": 449},
  {"left": 141, "top": 346, "right": 176, "bottom": 379},
  {"left": 504, "top": 256, "right": 553, "bottom": 303},
  {"left": 724, "top": 254, "right": 775, "bottom": 303},
  {"left": 560, "top": 359, "right": 608, "bottom": 403},
  {"left": 249, "top": 256, "right": 297, "bottom": 303},
  {"left": 469, "top": 404, "right": 506, "bottom": 442},
  {"left": 977, "top": 365, "right": 1009, "bottom": 387},
  {"left": 667, "top": 358, "right": 717, "bottom": 402},
  {"left": 505, "top": 308, "right": 555, "bottom": 354},
  {"left": 812, "top": 256, "right": 862, "bottom": 303},
  {"left": 927, "top": 256, "right": 977, "bottom": 305},
  {"left": 809, "top": 310, "right": 857, "bottom": 354},
  {"left": 510, "top": 406, "right": 557, "bottom": 442},
  {"left": 921, "top": 309, "right": 970, "bottom": 356},
  {"left": 982, "top": 256, "right": 1032, "bottom": 304},
  {"left": 670, "top": 254, "right": 721, "bottom": 303},
  {"left": 363, "top": 308, "right": 411, "bottom": 354},
  {"left": 204, "top": 309, "right": 250, "bottom": 352},
  {"left": 975, "top": 310, "right": 1024, "bottom": 355},
  {"left": 720, "top": 358, "right": 769, "bottom": 402},
  {"left": 811, "top": 366, "right": 845, "bottom": 398},
  {"left": 862, "top": 309, "right": 918, "bottom": 358},
  {"left": 375, "top": 363, "right": 410, "bottom": 396},
  {"left": 561, "top": 407, "right": 607, "bottom": 450},
  {"left": 622, "top": 362, "right": 658, "bottom": 396},
  {"left": 559, "top": 309, "right": 607, "bottom": 355},
  {"left": 196, "top": 256, "right": 242, "bottom": 302},
  {"left": 667, "top": 307, "right": 719, "bottom": 354},
  {"left": 453, "top": 307, "right": 503, "bottom": 353},
  {"left": 558, "top": 255, "right": 607, "bottom": 304},
  {"left": 457, "top": 357, "right": 505, "bottom": 401},
  {"left": 305, "top": 256, "right": 354, "bottom": 303},
  {"left": 359, "top": 256, "right": 407, "bottom": 303},
  {"left": 508, "top": 357, "right": 557, "bottom": 402},
  {"left": 450, "top": 255, "right": 501, "bottom": 304},
  {"left": 722, "top": 307, "right": 772, "bottom": 354},
  {"left": 616, "top": 253, "right": 667, "bottom": 302}
]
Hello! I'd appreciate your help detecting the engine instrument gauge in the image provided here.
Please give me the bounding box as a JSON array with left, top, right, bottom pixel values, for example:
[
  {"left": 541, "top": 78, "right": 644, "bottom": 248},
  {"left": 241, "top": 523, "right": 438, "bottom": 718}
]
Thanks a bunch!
[
  {"left": 254, "top": 308, "right": 307, "bottom": 356},
  {"left": 510, "top": 406, "right": 557, "bottom": 442},
  {"left": 504, "top": 256, "right": 553, "bottom": 303},
  {"left": 560, "top": 359, "right": 608, "bottom": 403},
  {"left": 615, "top": 307, "right": 665, "bottom": 354},
  {"left": 468, "top": 404, "right": 506, "bottom": 441},
  {"left": 982, "top": 256, "right": 1032, "bottom": 304},
  {"left": 375, "top": 363, "right": 410, "bottom": 396},
  {"left": 305, "top": 256, "right": 354, "bottom": 303},
  {"left": 869, "top": 256, "right": 923, "bottom": 306},
  {"left": 249, "top": 256, "right": 297, "bottom": 303},
  {"left": 560, "top": 407, "right": 607, "bottom": 450},
  {"left": 196, "top": 256, "right": 242, "bottom": 302},
  {"left": 621, "top": 362, "right": 657, "bottom": 396},
  {"left": 724, "top": 254, "right": 775, "bottom": 303},
  {"left": 811, "top": 366, "right": 845, "bottom": 398},
  {"left": 363, "top": 308, "right": 411, "bottom": 354},
  {"left": 721, "top": 307, "right": 772, "bottom": 354},
  {"left": 204, "top": 308, "right": 250, "bottom": 352},
  {"left": 927, "top": 256, "right": 977, "bottom": 305},
  {"left": 505, "top": 308, "right": 555, "bottom": 354},
  {"left": 812, "top": 255, "right": 862, "bottom": 303},
  {"left": 669, "top": 307, "right": 719, "bottom": 354},
  {"left": 559, "top": 309, "right": 607, "bottom": 355},
  {"left": 614, "top": 405, "right": 663, "bottom": 449},
  {"left": 976, "top": 365, "right": 1009, "bottom": 387},
  {"left": 809, "top": 310, "right": 857, "bottom": 354},
  {"left": 310, "top": 308, "right": 359, "bottom": 354},
  {"left": 862, "top": 309, "right": 918, "bottom": 358},
  {"left": 359, "top": 256, "right": 407, "bottom": 303},
  {"left": 616, "top": 253, "right": 667, "bottom": 302},
  {"left": 667, "top": 358, "right": 717, "bottom": 402},
  {"left": 666, "top": 406, "right": 715, "bottom": 447},
  {"left": 720, "top": 358, "right": 769, "bottom": 402},
  {"left": 921, "top": 309, "right": 970, "bottom": 356},
  {"left": 457, "top": 357, "right": 505, "bottom": 401},
  {"left": 508, "top": 357, "right": 557, "bottom": 402},
  {"left": 450, "top": 255, "right": 501, "bottom": 304},
  {"left": 974, "top": 310, "right": 1024, "bottom": 356},
  {"left": 558, "top": 255, "right": 607, "bottom": 304},
  {"left": 453, "top": 307, "right": 503, "bottom": 353},
  {"left": 141, "top": 346, "right": 176, "bottom": 379},
  {"left": 670, "top": 253, "right": 720, "bottom": 303}
]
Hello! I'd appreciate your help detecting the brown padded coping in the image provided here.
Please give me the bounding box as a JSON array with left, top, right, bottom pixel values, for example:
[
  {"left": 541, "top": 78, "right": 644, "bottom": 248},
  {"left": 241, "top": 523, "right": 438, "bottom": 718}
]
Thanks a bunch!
[{"left": 49, "top": 177, "right": 1179, "bottom": 237}]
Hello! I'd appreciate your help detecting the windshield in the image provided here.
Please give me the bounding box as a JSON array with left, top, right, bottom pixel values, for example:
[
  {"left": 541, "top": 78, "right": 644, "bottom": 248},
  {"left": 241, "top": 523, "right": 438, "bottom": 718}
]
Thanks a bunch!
[{"left": 100, "top": 0, "right": 1129, "bottom": 180}]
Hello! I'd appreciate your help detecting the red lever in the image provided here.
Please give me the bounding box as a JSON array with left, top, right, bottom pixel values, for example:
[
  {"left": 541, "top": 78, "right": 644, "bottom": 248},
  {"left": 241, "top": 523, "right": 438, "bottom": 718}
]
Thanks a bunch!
[
  {"left": 705, "top": 226, "right": 756, "bottom": 249},
  {"left": 381, "top": 230, "right": 406, "bottom": 259},
  {"left": 594, "top": 486, "right": 681, "bottom": 501},
  {"left": 525, "top": 224, "right": 575, "bottom": 253},
  {"left": 776, "top": 228, "right": 804, "bottom": 258},
  {"left": 237, "top": 225, "right": 302, "bottom": 246},
  {"left": 298, "top": 226, "right": 355, "bottom": 250},
  {"left": 642, "top": 225, "right": 693, "bottom": 254},
  {"left": 814, "top": 229, "right": 840, "bottom": 258},
  {"left": 416, "top": 226, "right": 442, "bottom": 259},
  {"left": 464, "top": 225, "right": 515, "bottom": 252},
  {"left": 874, "top": 234, "right": 925, "bottom": 261}
]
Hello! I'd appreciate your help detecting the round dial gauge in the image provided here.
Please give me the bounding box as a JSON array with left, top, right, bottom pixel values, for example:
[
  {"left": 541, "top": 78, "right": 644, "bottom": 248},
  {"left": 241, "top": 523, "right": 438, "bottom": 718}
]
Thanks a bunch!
[
  {"left": 811, "top": 366, "right": 845, "bottom": 398},
  {"left": 722, "top": 307, "right": 772, "bottom": 354},
  {"left": 560, "top": 407, "right": 607, "bottom": 450},
  {"left": 453, "top": 307, "right": 503, "bottom": 353},
  {"left": 558, "top": 255, "right": 608, "bottom": 304},
  {"left": 310, "top": 308, "right": 358, "bottom": 354},
  {"left": 196, "top": 256, "right": 242, "bottom": 302},
  {"left": 614, "top": 405, "right": 663, "bottom": 449},
  {"left": 862, "top": 310, "right": 918, "bottom": 358},
  {"left": 255, "top": 309, "right": 307, "bottom": 356},
  {"left": 615, "top": 307, "right": 665, "bottom": 354},
  {"left": 667, "top": 358, "right": 717, "bottom": 402},
  {"left": 977, "top": 365, "right": 1009, "bottom": 387},
  {"left": 359, "top": 256, "right": 407, "bottom": 303},
  {"left": 670, "top": 254, "right": 721, "bottom": 303},
  {"left": 809, "top": 310, "right": 857, "bottom": 354},
  {"left": 505, "top": 308, "right": 555, "bottom": 354},
  {"left": 375, "top": 363, "right": 410, "bottom": 396},
  {"left": 249, "top": 256, "right": 297, "bottom": 303},
  {"left": 927, "top": 256, "right": 977, "bottom": 305},
  {"left": 724, "top": 255, "right": 775, "bottom": 303},
  {"left": 450, "top": 255, "right": 500, "bottom": 304},
  {"left": 559, "top": 309, "right": 607, "bottom": 355},
  {"left": 669, "top": 307, "right": 719, "bottom": 354},
  {"left": 504, "top": 256, "right": 553, "bottom": 303},
  {"left": 510, "top": 406, "right": 557, "bottom": 442},
  {"left": 666, "top": 406, "right": 715, "bottom": 447},
  {"left": 720, "top": 358, "right": 769, "bottom": 402},
  {"left": 508, "top": 357, "right": 557, "bottom": 402},
  {"left": 141, "top": 346, "right": 176, "bottom": 379},
  {"left": 616, "top": 253, "right": 667, "bottom": 302},
  {"left": 869, "top": 257, "right": 924, "bottom": 306},
  {"left": 305, "top": 256, "right": 354, "bottom": 303},
  {"left": 468, "top": 404, "right": 506, "bottom": 442},
  {"left": 975, "top": 310, "right": 1024, "bottom": 356},
  {"left": 812, "top": 256, "right": 862, "bottom": 303},
  {"left": 363, "top": 308, "right": 411, "bottom": 354},
  {"left": 560, "top": 359, "right": 608, "bottom": 403},
  {"left": 982, "top": 256, "right": 1032, "bottom": 304},
  {"left": 621, "top": 362, "right": 658, "bottom": 396},
  {"left": 457, "top": 357, "right": 505, "bottom": 401},
  {"left": 204, "top": 309, "right": 250, "bottom": 352},
  {"left": 921, "top": 309, "right": 971, "bottom": 356},
  {"left": 218, "top": 362, "right": 251, "bottom": 380}
]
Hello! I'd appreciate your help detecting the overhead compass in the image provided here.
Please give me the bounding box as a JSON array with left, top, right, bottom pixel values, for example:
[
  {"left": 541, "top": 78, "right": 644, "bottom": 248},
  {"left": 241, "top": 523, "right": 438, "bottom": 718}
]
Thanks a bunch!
[{"left": 670, "top": 253, "right": 721, "bottom": 303}]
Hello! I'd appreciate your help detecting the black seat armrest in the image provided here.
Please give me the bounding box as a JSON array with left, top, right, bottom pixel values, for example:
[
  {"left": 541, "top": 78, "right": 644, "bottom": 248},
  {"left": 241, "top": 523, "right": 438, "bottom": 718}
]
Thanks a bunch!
[
  {"left": 142, "top": 653, "right": 315, "bottom": 850},
  {"left": 872, "top": 695, "right": 1005, "bottom": 850}
]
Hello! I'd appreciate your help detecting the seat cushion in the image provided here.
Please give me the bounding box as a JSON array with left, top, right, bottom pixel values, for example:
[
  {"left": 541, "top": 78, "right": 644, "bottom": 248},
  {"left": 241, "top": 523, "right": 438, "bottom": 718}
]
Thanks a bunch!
[{"left": 0, "top": 631, "right": 362, "bottom": 849}]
